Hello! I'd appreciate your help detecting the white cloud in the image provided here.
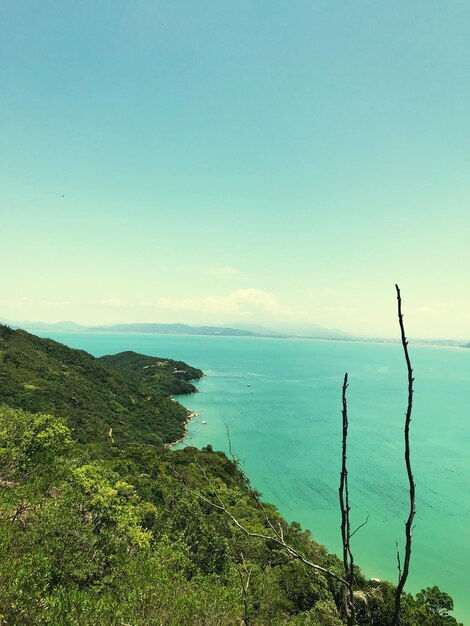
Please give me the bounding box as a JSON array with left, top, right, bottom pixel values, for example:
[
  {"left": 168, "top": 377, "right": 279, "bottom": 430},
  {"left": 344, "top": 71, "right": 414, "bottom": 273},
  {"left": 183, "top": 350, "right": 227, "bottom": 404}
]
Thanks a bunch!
[
  {"left": 100, "top": 298, "right": 127, "bottom": 307},
  {"left": 44, "top": 299, "right": 72, "bottom": 307},
  {"left": 158, "top": 288, "right": 294, "bottom": 319},
  {"left": 205, "top": 266, "right": 240, "bottom": 277},
  {"left": 0, "top": 297, "right": 71, "bottom": 309},
  {"left": 0, "top": 296, "right": 35, "bottom": 307}
]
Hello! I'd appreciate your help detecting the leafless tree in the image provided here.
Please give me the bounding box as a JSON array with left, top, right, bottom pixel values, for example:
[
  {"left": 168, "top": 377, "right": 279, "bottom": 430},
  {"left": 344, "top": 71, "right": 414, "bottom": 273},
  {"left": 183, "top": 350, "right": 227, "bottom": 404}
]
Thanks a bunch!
[
  {"left": 339, "top": 373, "right": 355, "bottom": 626},
  {"left": 175, "top": 453, "right": 348, "bottom": 587},
  {"left": 339, "top": 374, "right": 369, "bottom": 626},
  {"left": 392, "top": 284, "right": 416, "bottom": 625}
]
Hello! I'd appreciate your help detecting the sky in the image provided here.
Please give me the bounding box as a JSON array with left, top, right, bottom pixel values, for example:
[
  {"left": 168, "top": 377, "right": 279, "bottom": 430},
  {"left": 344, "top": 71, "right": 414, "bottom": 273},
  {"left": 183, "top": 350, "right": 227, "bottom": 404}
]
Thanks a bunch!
[{"left": 1, "top": 1, "right": 470, "bottom": 338}]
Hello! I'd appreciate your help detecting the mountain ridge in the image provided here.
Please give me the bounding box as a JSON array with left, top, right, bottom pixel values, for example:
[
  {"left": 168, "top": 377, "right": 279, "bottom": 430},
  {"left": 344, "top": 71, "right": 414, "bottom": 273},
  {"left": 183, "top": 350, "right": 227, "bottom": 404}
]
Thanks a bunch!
[{"left": 1, "top": 317, "right": 351, "bottom": 340}]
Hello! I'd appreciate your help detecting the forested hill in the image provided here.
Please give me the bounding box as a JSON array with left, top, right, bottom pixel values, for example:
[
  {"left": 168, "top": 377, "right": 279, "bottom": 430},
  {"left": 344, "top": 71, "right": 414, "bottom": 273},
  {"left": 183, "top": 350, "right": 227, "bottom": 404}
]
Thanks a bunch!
[
  {"left": 0, "top": 325, "right": 463, "bottom": 625},
  {"left": 0, "top": 324, "right": 202, "bottom": 445}
]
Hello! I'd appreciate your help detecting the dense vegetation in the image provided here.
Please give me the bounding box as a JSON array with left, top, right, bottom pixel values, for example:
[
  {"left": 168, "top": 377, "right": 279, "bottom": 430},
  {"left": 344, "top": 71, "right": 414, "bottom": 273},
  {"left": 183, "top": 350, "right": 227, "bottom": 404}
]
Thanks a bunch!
[
  {"left": 0, "top": 326, "right": 462, "bottom": 625},
  {"left": 0, "top": 325, "right": 202, "bottom": 445}
]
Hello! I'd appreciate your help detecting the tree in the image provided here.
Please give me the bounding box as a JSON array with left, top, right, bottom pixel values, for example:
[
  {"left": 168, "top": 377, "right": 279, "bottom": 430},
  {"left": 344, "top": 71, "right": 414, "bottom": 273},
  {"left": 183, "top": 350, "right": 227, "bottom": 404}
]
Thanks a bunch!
[
  {"left": 339, "top": 372, "right": 355, "bottom": 626},
  {"left": 414, "top": 586, "right": 460, "bottom": 625},
  {"left": 393, "top": 285, "right": 416, "bottom": 625}
]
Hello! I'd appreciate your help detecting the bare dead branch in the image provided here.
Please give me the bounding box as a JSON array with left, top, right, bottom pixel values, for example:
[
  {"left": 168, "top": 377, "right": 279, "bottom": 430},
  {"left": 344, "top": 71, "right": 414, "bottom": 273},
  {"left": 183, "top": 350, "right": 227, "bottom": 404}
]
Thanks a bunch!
[
  {"left": 392, "top": 285, "right": 416, "bottom": 626},
  {"left": 339, "top": 373, "right": 355, "bottom": 626},
  {"left": 175, "top": 463, "right": 348, "bottom": 586},
  {"left": 234, "top": 553, "right": 252, "bottom": 626},
  {"left": 9, "top": 501, "right": 32, "bottom": 525},
  {"left": 225, "top": 423, "right": 236, "bottom": 463},
  {"left": 396, "top": 541, "right": 402, "bottom": 583},
  {"left": 349, "top": 514, "right": 369, "bottom": 540},
  {"left": 224, "top": 425, "right": 283, "bottom": 540}
]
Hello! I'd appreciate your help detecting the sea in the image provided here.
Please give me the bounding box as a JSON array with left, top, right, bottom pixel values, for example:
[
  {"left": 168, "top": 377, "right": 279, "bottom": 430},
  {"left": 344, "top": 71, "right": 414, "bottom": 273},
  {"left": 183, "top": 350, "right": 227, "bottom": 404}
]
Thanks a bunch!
[{"left": 35, "top": 331, "right": 470, "bottom": 624}]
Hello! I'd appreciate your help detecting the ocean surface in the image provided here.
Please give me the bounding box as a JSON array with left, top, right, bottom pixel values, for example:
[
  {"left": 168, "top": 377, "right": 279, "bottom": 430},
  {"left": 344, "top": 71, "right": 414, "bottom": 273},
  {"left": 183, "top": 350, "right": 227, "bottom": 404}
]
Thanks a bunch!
[{"left": 35, "top": 331, "right": 470, "bottom": 624}]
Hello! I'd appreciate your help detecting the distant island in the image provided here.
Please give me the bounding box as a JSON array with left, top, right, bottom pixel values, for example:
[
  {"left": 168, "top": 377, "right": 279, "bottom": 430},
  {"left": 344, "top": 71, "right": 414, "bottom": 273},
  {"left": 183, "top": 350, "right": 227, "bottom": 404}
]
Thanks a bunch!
[
  {"left": 88, "top": 322, "right": 259, "bottom": 337},
  {"left": 1, "top": 317, "right": 468, "bottom": 347},
  {"left": 0, "top": 317, "right": 356, "bottom": 340}
]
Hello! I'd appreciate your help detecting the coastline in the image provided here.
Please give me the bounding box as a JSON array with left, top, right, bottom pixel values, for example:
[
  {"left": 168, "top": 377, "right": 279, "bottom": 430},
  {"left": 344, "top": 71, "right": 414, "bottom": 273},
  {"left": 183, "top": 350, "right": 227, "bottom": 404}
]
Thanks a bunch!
[
  {"left": 11, "top": 327, "right": 466, "bottom": 622},
  {"left": 168, "top": 368, "right": 205, "bottom": 447},
  {"left": 169, "top": 408, "right": 200, "bottom": 447}
]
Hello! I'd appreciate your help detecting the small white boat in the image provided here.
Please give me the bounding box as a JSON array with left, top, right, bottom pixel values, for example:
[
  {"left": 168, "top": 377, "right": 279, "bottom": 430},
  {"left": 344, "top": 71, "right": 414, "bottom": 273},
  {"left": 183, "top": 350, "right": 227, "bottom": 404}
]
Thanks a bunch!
[{"left": 202, "top": 420, "right": 208, "bottom": 424}]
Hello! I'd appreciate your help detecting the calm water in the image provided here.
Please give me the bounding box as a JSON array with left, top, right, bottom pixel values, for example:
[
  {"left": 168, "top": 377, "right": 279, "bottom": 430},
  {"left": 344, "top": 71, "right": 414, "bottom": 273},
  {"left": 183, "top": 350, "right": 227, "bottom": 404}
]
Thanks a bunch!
[{"left": 36, "top": 332, "right": 470, "bottom": 623}]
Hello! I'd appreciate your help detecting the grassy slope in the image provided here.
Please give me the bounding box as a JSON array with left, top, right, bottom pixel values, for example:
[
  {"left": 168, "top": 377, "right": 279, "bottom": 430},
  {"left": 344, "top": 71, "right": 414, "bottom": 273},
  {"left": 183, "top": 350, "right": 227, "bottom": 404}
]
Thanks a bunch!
[{"left": 0, "top": 325, "right": 202, "bottom": 446}]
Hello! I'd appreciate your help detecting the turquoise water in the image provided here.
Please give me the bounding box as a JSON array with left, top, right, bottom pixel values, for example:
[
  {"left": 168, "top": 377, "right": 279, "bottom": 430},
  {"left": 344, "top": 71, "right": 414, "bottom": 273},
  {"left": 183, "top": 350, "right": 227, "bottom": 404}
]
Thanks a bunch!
[{"left": 36, "top": 332, "right": 470, "bottom": 624}]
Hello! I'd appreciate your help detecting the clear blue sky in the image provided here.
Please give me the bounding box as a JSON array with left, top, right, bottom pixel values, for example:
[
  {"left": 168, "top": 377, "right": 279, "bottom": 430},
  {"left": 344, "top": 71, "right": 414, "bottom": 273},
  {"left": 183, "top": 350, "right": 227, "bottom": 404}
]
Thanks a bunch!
[{"left": 1, "top": 1, "right": 469, "bottom": 337}]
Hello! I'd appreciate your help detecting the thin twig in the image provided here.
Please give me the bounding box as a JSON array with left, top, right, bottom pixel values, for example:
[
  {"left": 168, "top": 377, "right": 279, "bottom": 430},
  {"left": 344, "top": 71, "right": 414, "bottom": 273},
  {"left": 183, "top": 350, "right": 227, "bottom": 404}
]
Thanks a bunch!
[
  {"left": 349, "top": 514, "right": 369, "bottom": 540},
  {"left": 224, "top": 425, "right": 283, "bottom": 540},
  {"left": 396, "top": 541, "right": 402, "bottom": 583}
]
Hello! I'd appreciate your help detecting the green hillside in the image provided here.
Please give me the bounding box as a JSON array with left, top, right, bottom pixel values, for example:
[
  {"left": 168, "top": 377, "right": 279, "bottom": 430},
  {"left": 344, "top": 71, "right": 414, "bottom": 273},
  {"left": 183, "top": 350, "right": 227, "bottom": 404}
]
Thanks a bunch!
[
  {"left": 99, "top": 350, "right": 202, "bottom": 396},
  {"left": 0, "top": 326, "right": 462, "bottom": 625},
  {"left": 0, "top": 325, "right": 202, "bottom": 446}
]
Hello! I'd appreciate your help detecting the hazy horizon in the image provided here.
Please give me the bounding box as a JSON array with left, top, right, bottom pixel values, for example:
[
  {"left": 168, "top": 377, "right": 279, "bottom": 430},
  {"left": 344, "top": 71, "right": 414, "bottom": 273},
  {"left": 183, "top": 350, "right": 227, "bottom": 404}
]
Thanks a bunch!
[
  {"left": 3, "top": 314, "right": 469, "bottom": 343},
  {"left": 2, "top": 2, "right": 470, "bottom": 339}
]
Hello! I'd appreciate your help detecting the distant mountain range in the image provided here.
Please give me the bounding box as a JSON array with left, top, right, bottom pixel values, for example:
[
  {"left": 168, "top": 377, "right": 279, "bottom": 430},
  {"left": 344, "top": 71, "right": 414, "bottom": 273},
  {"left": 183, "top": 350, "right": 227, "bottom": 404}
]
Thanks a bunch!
[
  {"left": 0, "top": 317, "right": 353, "bottom": 340},
  {"left": 2, "top": 316, "right": 468, "bottom": 346},
  {"left": 87, "top": 323, "right": 256, "bottom": 336},
  {"left": 229, "top": 321, "right": 354, "bottom": 339}
]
